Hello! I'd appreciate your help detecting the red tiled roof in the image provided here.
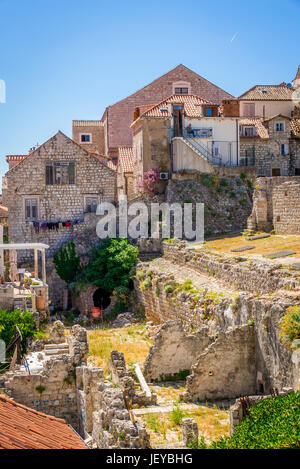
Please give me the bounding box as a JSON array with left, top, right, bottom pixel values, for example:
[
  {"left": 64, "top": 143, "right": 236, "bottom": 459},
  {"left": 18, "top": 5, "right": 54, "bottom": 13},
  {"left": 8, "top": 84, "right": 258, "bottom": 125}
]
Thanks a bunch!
[
  {"left": 239, "top": 118, "right": 269, "bottom": 139},
  {"left": 0, "top": 395, "right": 87, "bottom": 449},
  {"left": 118, "top": 147, "right": 134, "bottom": 173},
  {"left": 291, "top": 119, "right": 300, "bottom": 137},
  {"left": 6, "top": 132, "right": 116, "bottom": 173},
  {"left": 102, "top": 64, "right": 233, "bottom": 149},
  {"left": 133, "top": 94, "right": 216, "bottom": 122},
  {"left": 238, "top": 85, "right": 293, "bottom": 101}
]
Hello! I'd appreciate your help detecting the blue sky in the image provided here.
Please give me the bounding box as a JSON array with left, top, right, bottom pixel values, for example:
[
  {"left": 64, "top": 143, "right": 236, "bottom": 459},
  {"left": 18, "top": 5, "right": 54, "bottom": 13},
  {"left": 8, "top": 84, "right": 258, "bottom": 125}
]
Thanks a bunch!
[{"left": 0, "top": 0, "right": 299, "bottom": 186}]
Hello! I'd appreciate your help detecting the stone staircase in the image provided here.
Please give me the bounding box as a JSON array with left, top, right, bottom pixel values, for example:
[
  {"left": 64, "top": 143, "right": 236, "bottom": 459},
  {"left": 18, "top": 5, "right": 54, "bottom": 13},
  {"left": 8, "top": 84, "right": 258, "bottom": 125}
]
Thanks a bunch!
[{"left": 44, "top": 343, "right": 70, "bottom": 356}]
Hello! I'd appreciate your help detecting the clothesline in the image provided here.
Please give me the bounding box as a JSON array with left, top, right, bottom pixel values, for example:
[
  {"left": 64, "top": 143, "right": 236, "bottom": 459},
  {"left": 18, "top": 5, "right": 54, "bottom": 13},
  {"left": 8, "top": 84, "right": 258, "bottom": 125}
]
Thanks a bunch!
[{"left": 32, "top": 218, "right": 84, "bottom": 233}]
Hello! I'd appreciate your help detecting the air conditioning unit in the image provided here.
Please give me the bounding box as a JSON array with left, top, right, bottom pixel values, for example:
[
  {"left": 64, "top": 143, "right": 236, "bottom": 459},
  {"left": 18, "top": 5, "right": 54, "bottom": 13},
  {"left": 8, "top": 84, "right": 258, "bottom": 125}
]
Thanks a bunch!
[{"left": 159, "top": 172, "right": 169, "bottom": 180}]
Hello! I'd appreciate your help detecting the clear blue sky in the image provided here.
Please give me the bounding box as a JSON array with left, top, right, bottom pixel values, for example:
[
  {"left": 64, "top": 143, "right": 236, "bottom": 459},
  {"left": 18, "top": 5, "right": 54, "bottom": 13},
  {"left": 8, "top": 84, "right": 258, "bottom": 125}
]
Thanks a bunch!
[{"left": 0, "top": 0, "right": 299, "bottom": 187}]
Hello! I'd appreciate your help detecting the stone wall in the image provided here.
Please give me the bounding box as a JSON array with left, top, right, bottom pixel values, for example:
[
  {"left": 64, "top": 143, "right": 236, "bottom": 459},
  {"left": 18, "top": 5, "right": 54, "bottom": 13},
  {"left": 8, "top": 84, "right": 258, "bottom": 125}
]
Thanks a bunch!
[
  {"left": 92, "top": 383, "right": 150, "bottom": 449},
  {"left": 273, "top": 181, "right": 300, "bottom": 234},
  {"left": 167, "top": 175, "right": 253, "bottom": 237},
  {"left": 1, "top": 323, "right": 89, "bottom": 430},
  {"left": 248, "top": 176, "right": 300, "bottom": 232},
  {"left": 143, "top": 321, "right": 213, "bottom": 381},
  {"left": 162, "top": 241, "right": 300, "bottom": 293},
  {"left": 110, "top": 350, "right": 156, "bottom": 406},
  {"left": 135, "top": 257, "right": 299, "bottom": 394},
  {"left": 182, "top": 325, "right": 256, "bottom": 401}
]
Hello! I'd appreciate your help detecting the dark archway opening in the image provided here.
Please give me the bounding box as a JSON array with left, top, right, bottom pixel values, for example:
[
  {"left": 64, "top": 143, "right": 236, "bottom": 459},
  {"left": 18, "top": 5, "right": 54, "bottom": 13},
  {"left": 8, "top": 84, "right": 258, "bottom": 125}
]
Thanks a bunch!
[{"left": 93, "top": 288, "right": 111, "bottom": 309}]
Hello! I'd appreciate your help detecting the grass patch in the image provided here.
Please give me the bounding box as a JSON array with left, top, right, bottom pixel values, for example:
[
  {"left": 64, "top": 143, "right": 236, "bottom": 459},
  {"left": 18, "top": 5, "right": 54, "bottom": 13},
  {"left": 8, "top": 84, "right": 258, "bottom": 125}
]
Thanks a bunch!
[{"left": 87, "top": 324, "right": 152, "bottom": 376}]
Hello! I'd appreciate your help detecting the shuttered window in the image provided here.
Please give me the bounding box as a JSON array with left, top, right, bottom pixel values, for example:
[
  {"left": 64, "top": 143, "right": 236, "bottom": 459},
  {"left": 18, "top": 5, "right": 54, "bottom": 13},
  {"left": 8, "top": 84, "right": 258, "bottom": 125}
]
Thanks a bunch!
[
  {"left": 46, "top": 162, "right": 75, "bottom": 185},
  {"left": 25, "top": 198, "right": 38, "bottom": 220},
  {"left": 85, "top": 197, "right": 99, "bottom": 213}
]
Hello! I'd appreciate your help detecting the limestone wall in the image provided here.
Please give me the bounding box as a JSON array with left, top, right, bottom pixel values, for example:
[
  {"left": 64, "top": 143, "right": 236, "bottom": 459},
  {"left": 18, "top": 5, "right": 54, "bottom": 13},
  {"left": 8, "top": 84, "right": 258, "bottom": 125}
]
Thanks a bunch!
[
  {"left": 182, "top": 325, "right": 256, "bottom": 401},
  {"left": 273, "top": 182, "right": 300, "bottom": 234},
  {"left": 162, "top": 241, "right": 300, "bottom": 293},
  {"left": 143, "top": 321, "right": 213, "bottom": 381},
  {"left": 135, "top": 259, "right": 299, "bottom": 394},
  {"left": 248, "top": 176, "right": 300, "bottom": 232}
]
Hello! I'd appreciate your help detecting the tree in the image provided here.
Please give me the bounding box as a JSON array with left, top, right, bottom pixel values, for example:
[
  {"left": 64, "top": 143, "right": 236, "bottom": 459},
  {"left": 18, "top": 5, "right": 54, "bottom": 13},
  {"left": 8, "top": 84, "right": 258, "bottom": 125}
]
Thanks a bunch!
[
  {"left": 53, "top": 242, "right": 81, "bottom": 284},
  {"left": 79, "top": 238, "right": 138, "bottom": 292}
]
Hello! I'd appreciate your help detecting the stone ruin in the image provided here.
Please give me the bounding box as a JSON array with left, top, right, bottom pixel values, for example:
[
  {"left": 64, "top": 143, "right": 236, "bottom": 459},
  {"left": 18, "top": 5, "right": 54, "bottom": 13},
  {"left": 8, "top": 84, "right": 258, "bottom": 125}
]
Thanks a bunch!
[
  {"left": 144, "top": 321, "right": 212, "bottom": 382},
  {"left": 143, "top": 320, "right": 256, "bottom": 402},
  {"left": 0, "top": 321, "right": 151, "bottom": 449},
  {"left": 110, "top": 350, "right": 157, "bottom": 407}
]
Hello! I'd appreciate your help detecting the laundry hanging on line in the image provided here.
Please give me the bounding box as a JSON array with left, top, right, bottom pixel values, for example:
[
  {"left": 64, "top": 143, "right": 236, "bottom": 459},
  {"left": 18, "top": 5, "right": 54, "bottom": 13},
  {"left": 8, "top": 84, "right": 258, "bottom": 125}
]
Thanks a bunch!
[{"left": 32, "top": 218, "right": 84, "bottom": 233}]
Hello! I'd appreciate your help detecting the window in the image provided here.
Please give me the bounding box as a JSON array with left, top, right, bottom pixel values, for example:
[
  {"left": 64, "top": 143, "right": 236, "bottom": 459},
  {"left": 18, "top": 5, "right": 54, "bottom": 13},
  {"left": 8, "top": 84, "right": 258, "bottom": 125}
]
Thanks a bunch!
[
  {"left": 244, "top": 127, "right": 254, "bottom": 137},
  {"left": 276, "top": 123, "right": 284, "bottom": 132},
  {"left": 174, "top": 87, "right": 189, "bottom": 94},
  {"left": 281, "top": 144, "right": 289, "bottom": 155},
  {"left": 80, "top": 134, "right": 91, "bottom": 143},
  {"left": 205, "top": 108, "right": 213, "bottom": 117},
  {"left": 25, "top": 198, "right": 38, "bottom": 220},
  {"left": 85, "top": 197, "right": 99, "bottom": 213},
  {"left": 46, "top": 162, "right": 75, "bottom": 185},
  {"left": 243, "top": 103, "right": 255, "bottom": 117}
]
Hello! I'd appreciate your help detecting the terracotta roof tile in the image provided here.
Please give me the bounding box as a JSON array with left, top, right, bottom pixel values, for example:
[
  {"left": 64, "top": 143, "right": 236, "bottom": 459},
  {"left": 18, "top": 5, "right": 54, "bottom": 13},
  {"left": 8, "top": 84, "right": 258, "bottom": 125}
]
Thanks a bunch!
[
  {"left": 239, "top": 118, "right": 269, "bottom": 139},
  {"left": 0, "top": 395, "right": 87, "bottom": 449},
  {"left": 118, "top": 147, "right": 134, "bottom": 173},
  {"left": 291, "top": 119, "right": 300, "bottom": 137},
  {"left": 238, "top": 85, "right": 293, "bottom": 101},
  {"left": 134, "top": 94, "right": 216, "bottom": 121}
]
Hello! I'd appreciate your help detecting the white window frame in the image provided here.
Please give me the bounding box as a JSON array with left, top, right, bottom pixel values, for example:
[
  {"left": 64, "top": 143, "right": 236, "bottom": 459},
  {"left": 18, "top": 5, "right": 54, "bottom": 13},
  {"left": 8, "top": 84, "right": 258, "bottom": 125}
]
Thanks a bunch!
[
  {"left": 80, "top": 133, "right": 92, "bottom": 144},
  {"left": 172, "top": 81, "right": 191, "bottom": 95},
  {"left": 275, "top": 122, "right": 284, "bottom": 132}
]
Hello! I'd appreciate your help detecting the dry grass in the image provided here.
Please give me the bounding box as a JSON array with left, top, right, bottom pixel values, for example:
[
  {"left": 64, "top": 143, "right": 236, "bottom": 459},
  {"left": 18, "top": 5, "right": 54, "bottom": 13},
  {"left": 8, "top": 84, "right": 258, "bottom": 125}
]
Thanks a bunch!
[
  {"left": 140, "top": 403, "right": 229, "bottom": 447},
  {"left": 151, "top": 383, "right": 186, "bottom": 405},
  {"left": 87, "top": 324, "right": 152, "bottom": 377},
  {"left": 202, "top": 234, "right": 300, "bottom": 258}
]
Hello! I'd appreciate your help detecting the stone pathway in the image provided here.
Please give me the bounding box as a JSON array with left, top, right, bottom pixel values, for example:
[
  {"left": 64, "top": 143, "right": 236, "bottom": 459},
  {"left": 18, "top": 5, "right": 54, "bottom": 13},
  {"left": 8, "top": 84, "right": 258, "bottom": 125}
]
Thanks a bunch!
[{"left": 151, "top": 258, "right": 236, "bottom": 297}]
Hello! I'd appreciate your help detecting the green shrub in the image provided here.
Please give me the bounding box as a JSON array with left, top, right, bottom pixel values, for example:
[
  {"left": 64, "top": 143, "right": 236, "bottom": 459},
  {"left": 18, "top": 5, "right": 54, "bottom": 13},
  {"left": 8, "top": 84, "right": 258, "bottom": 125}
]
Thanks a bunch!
[
  {"left": 211, "top": 392, "right": 300, "bottom": 449},
  {"left": 247, "top": 179, "right": 253, "bottom": 189},
  {"left": 0, "top": 309, "right": 36, "bottom": 355},
  {"left": 164, "top": 284, "right": 174, "bottom": 294},
  {"left": 78, "top": 238, "right": 138, "bottom": 292},
  {"left": 219, "top": 179, "right": 229, "bottom": 187},
  {"left": 54, "top": 242, "right": 81, "bottom": 284},
  {"left": 280, "top": 305, "right": 300, "bottom": 348},
  {"left": 137, "top": 271, "right": 145, "bottom": 280},
  {"left": 169, "top": 403, "right": 184, "bottom": 426},
  {"left": 201, "top": 174, "right": 214, "bottom": 188},
  {"left": 240, "top": 172, "right": 247, "bottom": 180}
]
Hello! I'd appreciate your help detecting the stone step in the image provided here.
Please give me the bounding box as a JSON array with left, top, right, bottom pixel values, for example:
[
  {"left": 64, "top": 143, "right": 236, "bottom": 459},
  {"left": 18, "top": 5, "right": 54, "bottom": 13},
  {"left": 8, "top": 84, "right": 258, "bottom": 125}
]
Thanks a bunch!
[
  {"left": 45, "top": 348, "right": 69, "bottom": 356},
  {"left": 44, "top": 343, "right": 69, "bottom": 350}
]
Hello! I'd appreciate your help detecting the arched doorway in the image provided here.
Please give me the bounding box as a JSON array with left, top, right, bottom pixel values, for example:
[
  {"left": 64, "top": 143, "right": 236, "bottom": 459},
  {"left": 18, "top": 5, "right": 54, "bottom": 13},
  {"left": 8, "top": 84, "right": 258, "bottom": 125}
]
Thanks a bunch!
[{"left": 92, "top": 288, "right": 111, "bottom": 309}]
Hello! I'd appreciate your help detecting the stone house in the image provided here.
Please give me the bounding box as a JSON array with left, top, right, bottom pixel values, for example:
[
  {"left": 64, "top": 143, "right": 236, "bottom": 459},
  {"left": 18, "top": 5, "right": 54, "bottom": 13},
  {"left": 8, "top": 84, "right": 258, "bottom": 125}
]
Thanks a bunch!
[
  {"left": 3, "top": 131, "right": 116, "bottom": 257},
  {"left": 238, "top": 83, "right": 295, "bottom": 119},
  {"left": 130, "top": 94, "right": 241, "bottom": 196},
  {"left": 72, "top": 64, "right": 233, "bottom": 161},
  {"left": 116, "top": 147, "right": 135, "bottom": 201},
  {"left": 239, "top": 114, "right": 300, "bottom": 176}
]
